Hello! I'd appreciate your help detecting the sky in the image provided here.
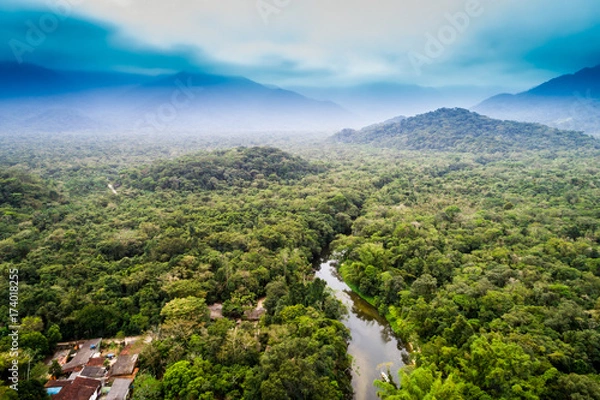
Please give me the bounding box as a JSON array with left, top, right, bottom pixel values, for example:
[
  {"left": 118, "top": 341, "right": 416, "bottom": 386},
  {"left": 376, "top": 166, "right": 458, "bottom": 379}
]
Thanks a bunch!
[{"left": 1, "top": 0, "right": 600, "bottom": 92}]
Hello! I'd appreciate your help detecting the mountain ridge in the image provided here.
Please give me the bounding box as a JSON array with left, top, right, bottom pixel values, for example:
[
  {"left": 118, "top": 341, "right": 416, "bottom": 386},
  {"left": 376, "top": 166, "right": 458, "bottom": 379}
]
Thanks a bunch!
[
  {"left": 333, "top": 108, "right": 599, "bottom": 152},
  {"left": 0, "top": 62, "right": 354, "bottom": 132},
  {"left": 474, "top": 65, "right": 600, "bottom": 135}
]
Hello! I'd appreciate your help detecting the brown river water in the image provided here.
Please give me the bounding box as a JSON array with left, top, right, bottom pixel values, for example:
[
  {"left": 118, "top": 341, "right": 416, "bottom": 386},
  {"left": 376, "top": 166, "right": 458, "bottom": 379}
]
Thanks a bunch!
[{"left": 316, "top": 260, "right": 407, "bottom": 400}]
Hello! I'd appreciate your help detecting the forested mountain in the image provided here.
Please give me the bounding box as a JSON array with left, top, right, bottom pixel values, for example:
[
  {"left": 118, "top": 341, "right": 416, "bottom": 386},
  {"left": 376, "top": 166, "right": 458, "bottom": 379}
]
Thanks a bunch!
[
  {"left": 334, "top": 108, "right": 599, "bottom": 152},
  {"left": 122, "top": 147, "right": 324, "bottom": 192},
  {"left": 475, "top": 65, "right": 600, "bottom": 136},
  {"left": 0, "top": 62, "right": 352, "bottom": 132}
]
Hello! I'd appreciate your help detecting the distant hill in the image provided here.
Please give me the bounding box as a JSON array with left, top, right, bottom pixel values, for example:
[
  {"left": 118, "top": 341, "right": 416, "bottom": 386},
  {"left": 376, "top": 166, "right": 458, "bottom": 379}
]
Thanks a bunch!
[
  {"left": 123, "top": 147, "right": 324, "bottom": 192},
  {"left": 0, "top": 63, "right": 68, "bottom": 98},
  {"left": 0, "top": 62, "right": 151, "bottom": 98},
  {"left": 333, "top": 108, "right": 599, "bottom": 152},
  {"left": 0, "top": 63, "right": 354, "bottom": 132},
  {"left": 21, "top": 109, "right": 106, "bottom": 132},
  {"left": 527, "top": 65, "right": 600, "bottom": 97},
  {"left": 293, "top": 82, "right": 502, "bottom": 125},
  {"left": 475, "top": 65, "right": 600, "bottom": 136}
]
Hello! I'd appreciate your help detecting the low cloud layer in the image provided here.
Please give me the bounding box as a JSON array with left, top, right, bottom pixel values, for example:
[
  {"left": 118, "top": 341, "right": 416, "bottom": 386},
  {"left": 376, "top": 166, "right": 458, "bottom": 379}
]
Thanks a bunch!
[{"left": 2, "top": 0, "right": 599, "bottom": 91}]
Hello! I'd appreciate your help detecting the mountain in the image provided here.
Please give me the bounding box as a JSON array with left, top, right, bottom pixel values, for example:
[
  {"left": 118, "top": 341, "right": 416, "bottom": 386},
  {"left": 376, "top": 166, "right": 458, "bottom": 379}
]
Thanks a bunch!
[
  {"left": 293, "top": 83, "right": 502, "bottom": 125},
  {"left": 0, "top": 63, "right": 354, "bottom": 133},
  {"left": 0, "top": 63, "right": 154, "bottom": 98},
  {"left": 474, "top": 65, "right": 600, "bottom": 136},
  {"left": 0, "top": 63, "right": 70, "bottom": 98},
  {"left": 122, "top": 147, "right": 323, "bottom": 192},
  {"left": 333, "top": 108, "right": 600, "bottom": 152},
  {"left": 527, "top": 65, "right": 600, "bottom": 97}
]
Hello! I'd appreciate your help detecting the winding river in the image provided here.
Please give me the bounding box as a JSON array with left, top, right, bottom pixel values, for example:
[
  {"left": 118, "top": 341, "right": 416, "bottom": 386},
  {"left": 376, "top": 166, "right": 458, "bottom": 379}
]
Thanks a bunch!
[{"left": 316, "top": 260, "right": 407, "bottom": 400}]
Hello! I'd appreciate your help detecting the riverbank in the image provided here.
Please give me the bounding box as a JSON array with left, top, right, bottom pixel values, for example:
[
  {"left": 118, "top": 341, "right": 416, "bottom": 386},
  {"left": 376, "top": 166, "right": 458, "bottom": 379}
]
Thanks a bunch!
[
  {"left": 317, "top": 259, "right": 406, "bottom": 400},
  {"left": 338, "top": 262, "right": 418, "bottom": 359}
]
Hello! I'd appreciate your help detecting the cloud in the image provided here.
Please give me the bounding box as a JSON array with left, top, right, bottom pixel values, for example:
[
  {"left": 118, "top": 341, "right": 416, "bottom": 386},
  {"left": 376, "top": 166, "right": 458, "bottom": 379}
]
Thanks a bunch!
[
  {"left": 0, "top": 5, "right": 206, "bottom": 73},
  {"left": 1, "top": 0, "right": 599, "bottom": 90}
]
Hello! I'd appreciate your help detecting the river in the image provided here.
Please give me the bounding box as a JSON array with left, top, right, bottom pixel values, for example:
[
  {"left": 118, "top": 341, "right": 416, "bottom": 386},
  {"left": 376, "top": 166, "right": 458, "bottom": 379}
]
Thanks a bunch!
[{"left": 316, "top": 259, "right": 407, "bottom": 400}]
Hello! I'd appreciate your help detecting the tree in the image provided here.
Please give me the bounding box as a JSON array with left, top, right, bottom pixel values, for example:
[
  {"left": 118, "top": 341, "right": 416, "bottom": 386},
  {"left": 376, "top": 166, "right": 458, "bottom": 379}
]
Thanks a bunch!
[
  {"left": 49, "top": 360, "right": 62, "bottom": 379},
  {"left": 0, "top": 385, "right": 18, "bottom": 400},
  {"left": 410, "top": 274, "right": 438, "bottom": 301},
  {"left": 160, "top": 297, "right": 210, "bottom": 339},
  {"left": 162, "top": 361, "right": 196, "bottom": 400},
  {"left": 21, "top": 332, "right": 49, "bottom": 360},
  {"left": 21, "top": 317, "right": 44, "bottom": 333},
  {"left": 132, "top": 373, "right": 163, "bottom": 400},
  {"left": 18, "top": 379, "right": 50, "bottom": 400},
  {"left": 46, "top": 325, "right": 62, "bottom": 350},
  {"left": 72, "top": 304, "right": 122, "bottom": 338},
  {"left": 376, "top": 366, "right": 462, "bottom": 400}
]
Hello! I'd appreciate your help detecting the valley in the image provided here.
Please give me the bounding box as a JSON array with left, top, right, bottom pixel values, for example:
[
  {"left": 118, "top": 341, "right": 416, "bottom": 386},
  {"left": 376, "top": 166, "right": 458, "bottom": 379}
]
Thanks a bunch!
[
  {"left": 2, "top": 1, "right": 600, "bottom": 399},
  {"left": 1, "top": 110, "right": 600, "bottom": 399}
]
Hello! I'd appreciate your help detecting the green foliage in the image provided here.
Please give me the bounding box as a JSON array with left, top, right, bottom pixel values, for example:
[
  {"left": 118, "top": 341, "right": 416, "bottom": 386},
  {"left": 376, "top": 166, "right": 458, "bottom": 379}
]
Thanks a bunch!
[
  {"left": 132, "top": 373, "right": 163, "bottom": 400},
  {"left": 0, "top": 170, "right": 58, "bottom": 210},
  {"left": 334, "top": 150, "right": 600, "bottom": 399},
  {"left": 376, "top": 366, "right": 462, "bottom": 400},
  {"left": 334, "top": 108, "right": 600, "bottom": 153},
  {"left": 2, "top": 131, "right": 600, "bottom": 399},
  {"left": 123, "top": 147, "right": 324, "bottom": 192},
  {"left": 17, "top": 379, "right": 50, "bottom": 400},
  {"left": 0, "top": 385, "right": 18, "bottom": 400},
  {"left": 49, "top": 359, "right": 62, "bottom": 379}
]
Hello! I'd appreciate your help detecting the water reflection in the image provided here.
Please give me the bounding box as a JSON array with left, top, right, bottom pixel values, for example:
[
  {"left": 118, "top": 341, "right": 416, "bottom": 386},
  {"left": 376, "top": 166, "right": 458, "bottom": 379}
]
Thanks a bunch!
[{"left": 316, "top": 260, "right": 406, "bottom": 400}]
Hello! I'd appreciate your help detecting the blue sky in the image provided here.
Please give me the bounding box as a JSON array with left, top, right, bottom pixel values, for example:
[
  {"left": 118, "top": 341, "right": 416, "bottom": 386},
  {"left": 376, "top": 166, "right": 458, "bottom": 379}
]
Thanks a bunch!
[{"left": 2, "top": 0, "right": 600, "bottom": 92}]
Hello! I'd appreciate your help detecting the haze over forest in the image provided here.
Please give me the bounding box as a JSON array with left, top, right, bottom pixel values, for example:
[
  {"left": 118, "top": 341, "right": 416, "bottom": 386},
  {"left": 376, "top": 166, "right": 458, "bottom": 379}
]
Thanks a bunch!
[{"left": 1, "top": 1, "right": 600, "bottom": 400}]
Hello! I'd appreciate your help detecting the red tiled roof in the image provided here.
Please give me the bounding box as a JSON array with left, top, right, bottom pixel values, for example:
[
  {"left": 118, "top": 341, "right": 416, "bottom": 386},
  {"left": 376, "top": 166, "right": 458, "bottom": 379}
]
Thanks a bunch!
[
  {"left": 86, "top": 357, "right": 105, "bottom": 367},
  {"left": 45, "top": 380, "right": 71, "bottom": 389},
  {"left": 54, "top": 377, "right": 101, "bottom": 400}
]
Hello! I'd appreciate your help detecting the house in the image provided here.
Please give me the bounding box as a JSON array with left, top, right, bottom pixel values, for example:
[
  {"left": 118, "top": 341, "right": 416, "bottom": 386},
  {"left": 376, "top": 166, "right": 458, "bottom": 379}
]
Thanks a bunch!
[
  {"left": 79, "top": 365, "right": 107, "bottom": 379},
  {"left": 68, "top": 370, "right": 81, "bottom": 381},
  {"left": 109, "top": 354, "right": 138, "bottom": 377},
  {"left": 106, "top": 378, "right": 133, "bottom": 400},
  {"left": 45, "top": 380, "right": 71, "bottom": 397},
  {"left": 62, "top": 339, "right": 102, "bottom": 373},
  {"left": 47, "top": 377, "right": 102, "bottom": 400},
  {"left": 48, "top": 348, "right": 70, "bottom": 366},
  {"left": 86, "top": 357, "right": 105, "bottom": 367}
]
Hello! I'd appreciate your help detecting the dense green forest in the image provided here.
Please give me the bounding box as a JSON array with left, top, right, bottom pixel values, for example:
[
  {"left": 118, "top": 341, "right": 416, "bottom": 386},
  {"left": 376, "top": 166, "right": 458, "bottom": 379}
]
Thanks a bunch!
[
  {"left": 334, "top": 108, "right": 600, "bottom": 153},
  {"left": 1, "top": 115, "right": 600, "bottom": 399},
  {"left": 0, "top": 145, "right": 369, "bottom": 399},
  {"left": 333, "top": 151, "right": 600, "bottom": 399}
]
